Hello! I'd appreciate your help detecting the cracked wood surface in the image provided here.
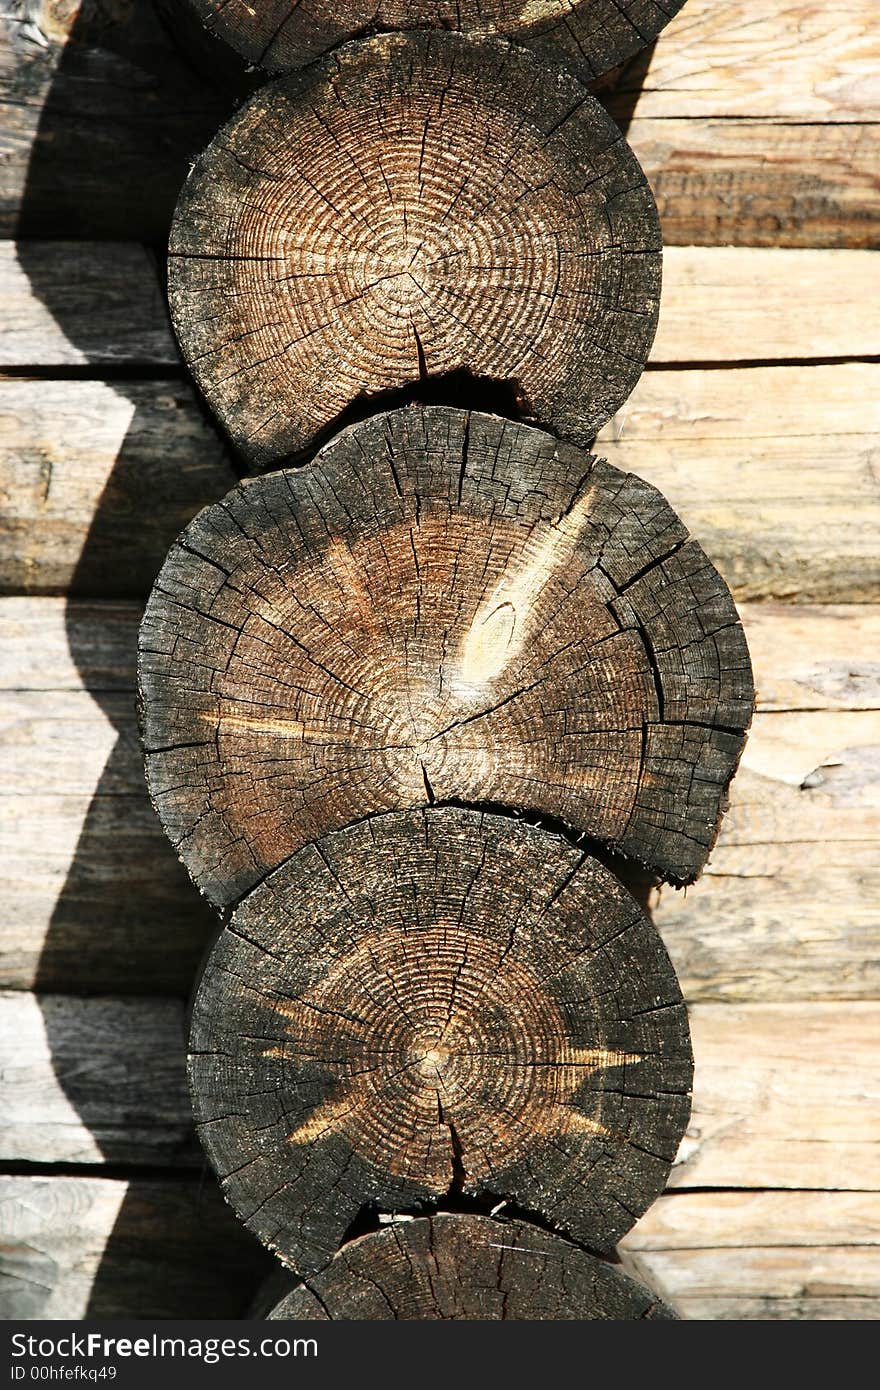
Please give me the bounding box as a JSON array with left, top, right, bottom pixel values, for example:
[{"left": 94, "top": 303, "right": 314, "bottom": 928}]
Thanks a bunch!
[
  {"left": 3, "top": 361, "right": 876, "bottom": 602},
  {"left": 138, "top": 407, "right": 752, "bottom": 904},
  {"left": 4, "top": 1176, "right": 875, "bottom": 1320},
  {"left": 259, "top": 1214, "right": 676, "bottom": 1319},
  {"left": 181, "top": 0, "right": 685, "bottom": 83},
  {"left": 5, "top": 993, "right": 877, "bottom": 1195},
  {"left": 189, "top": 807, "right": 692, "bottom": 1271},
  {"left": 3, "top": 2, "right": 877, "bottom": 247},
  {"left": 5, "top": 241, "right": 878, "bottom": 370},
  {"left": 169, "top": 31, "right": 660, "bottom": 468},
  {"left": 1, "top": 598, "right": 874, "bottom": 997}
]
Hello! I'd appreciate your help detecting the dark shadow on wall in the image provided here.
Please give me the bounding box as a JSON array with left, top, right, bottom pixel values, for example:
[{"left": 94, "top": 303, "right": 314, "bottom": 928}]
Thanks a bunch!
[
  {"left": 12, "top": 0, "right": 656, "bottom": 1319},
  {"left": 14, "top": 0, "right": 269, "bottom": 1317}
]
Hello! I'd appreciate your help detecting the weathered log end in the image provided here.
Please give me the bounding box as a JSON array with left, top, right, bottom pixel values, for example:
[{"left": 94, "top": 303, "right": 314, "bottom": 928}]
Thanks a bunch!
[
  {"left": 188, "top": 807, "right": 692, "bottom": 1274},
  {"left": 180, "top": 0, "right": 685, "bottom": 84},
  {"left": 257, "top": 1213, "right": 678, "bottom": 1319},
  {"left": 138, "top": 407, "right": 753, "bottom": 909},
  {"left": 168, "top": 32, "right": 660, "bottom": 468}
]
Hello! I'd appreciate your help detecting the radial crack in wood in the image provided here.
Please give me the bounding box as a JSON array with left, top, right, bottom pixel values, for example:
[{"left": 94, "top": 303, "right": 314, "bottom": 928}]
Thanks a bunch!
[
  {"left": 257, "top": 1213, "right": 678, "bottom": 1319},
  {"left": 138, "top": 407, "right": 753, "bottom": 907},
  {"left": 180, "top": 0, "right": 685, "bottom": 83},
  {"left": 188, "top": 807, "right": 693, "bottom": 1273},
  {"left": 168, "top": 32, "right": 661, "bottom": 468}
]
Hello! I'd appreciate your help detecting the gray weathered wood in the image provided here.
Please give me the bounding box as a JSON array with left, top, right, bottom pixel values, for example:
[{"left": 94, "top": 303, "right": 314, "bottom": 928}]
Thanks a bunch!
[
  {"left": 3, "top": 991, "right": 877, "bottom": 1189},
  {"left": 4, "top": 1178, "right": 875, "bottom": 1320},
  {"left": 3, "top": 365, "right": 873, "bottom": 601},
  {"left": 0, "top": 378, "right": 235, "bottom": 597},
  {"left": 0, "top": 991, "right": 196, "bottom": 1166},
  {"left": 603, "top": 0, "right": 880, "bottom": 123},
  {"left": 2, "top": 598, "right": 875, "bottom": 998},
  {"left": 0, "top": 0, "right": 230, "bottom": 241},
  {"left": 657, "top": 248, "right": 880, "bottom": 363},
  {"left": 597, "top": 363, "right": 880, "bottom": 602},
  {"left": 6, "top": 242, "right": 877, "bottom": 368},
  {"left": 169, "top": 32, "right": 661, "bottom": 468},
  {"left": 190, "top": 809, "right": 692, "bottom": 1270},
  {"left": 139, "top": 408, "right": 751, "bottom": 905},
  {"left": 2, "top": 2, "right": 876, "bottom": 247},
  {"left": 0, "top": 241, "right": 177, "bottom": 367},
  {"left": 0, "top": 1175, "right": 271, "bottom": 1320}
]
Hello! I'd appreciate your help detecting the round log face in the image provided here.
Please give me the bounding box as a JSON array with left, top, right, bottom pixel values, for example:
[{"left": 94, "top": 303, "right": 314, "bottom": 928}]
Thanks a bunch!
[
  {"left": 168, "top": 32, "right": 661, "bottom": 468},
  {"left": 138, "top": 408, "right": 753, "bottom": 909},
  {"left": 262, "top": 1214, "right": 677, "bottom": 1319},
  {"left": 189, "top": 808, "right": 692, "bottom": 1274},
  {"left": 185, "top": 1, "right": 685, "bottom": 84}
]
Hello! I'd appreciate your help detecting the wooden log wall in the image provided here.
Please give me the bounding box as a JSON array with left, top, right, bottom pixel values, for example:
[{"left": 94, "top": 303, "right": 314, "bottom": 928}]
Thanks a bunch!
[{"left": 1, "top": 0, "right": 878, "bottom": 1321}]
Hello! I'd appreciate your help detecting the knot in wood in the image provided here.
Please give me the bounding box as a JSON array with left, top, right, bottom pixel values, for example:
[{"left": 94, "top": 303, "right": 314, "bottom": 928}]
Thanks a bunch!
[{"left": 139, "top": 407, "right": 753, "bottom": 911}]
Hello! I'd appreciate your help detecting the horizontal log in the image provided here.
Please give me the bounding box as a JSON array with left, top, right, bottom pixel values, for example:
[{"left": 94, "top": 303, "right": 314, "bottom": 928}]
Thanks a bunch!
[
  {"left": 1, "top": 5, "right": 875, "bottom": 247},
  {"left": 671, "top": 1003, "right": 880, "bottom": 1190},
  {"left": 656, "top": 248, "right": 880, "bottom": 363},
  {"left": 597, "top": 363, "right": 880, "bottom": 601},
  {"left": 2, "top": 364, "right": 876, "bottom": 602},
  {"left": 629, "top": 1246, "right": 880, "bottom": 1321},
  {"left": 626, "top": 117, "right": 880, "bottom": 250},
  {"left": 2, "top": 1178, "right": 875, "bottom": 1320},
  {"left": 5, "top": 242, "right": 877, "bottom": 369},
  {"left": 626, "top": 1190, "right": 880, "bottom": 1250},
  {"left": 0, "top": 242, "right": 177, "bottom": 368},
  {"left": 0, "top": 378, "right": 235, "bottom": 597},
  {"left": 604, "top": 0, "right": 879, "bottom": 123},
  {"left": 3, "top": 992, "right": 877, "bottom": 1190},
  {"left": 0, "top": 1176, "right": 271, "bottom": 1320},
  {"left": 0, "top": 992, "right": 196, "bottom": 1166},
  {"left": 7, "top": 599, "right": 878, "bottom": 710},
  {"left": 2, "top": 599, "right": 876, "bottom": 998}
]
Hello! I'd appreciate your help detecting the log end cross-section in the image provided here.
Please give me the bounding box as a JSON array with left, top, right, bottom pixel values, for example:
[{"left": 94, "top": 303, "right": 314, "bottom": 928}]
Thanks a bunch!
[
  {"left": 138, "top": 407, "right": 753, "bottom": 910},
  {"left": 189, "top": 808, "right": 692, "bottom": 1274},
  {"left": 258, "top": 1214, "right": 678, "bottom": 1319},
  {"left": 168, "top": 31, "right": 661, "bottom": 468},
  {"left": 182, "top": 1, "right": 686, "bottom": 85}
]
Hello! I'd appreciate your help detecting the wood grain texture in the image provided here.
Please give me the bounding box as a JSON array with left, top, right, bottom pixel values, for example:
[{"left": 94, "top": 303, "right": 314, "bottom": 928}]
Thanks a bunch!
[
  {"left": 658, "top": 247, "right": 880, "bottom": 363},
  {"left": 169, "top": 31, "right": 660, "bottom": 467},
  {"left": 190, "top": 809, "right": 692, "bottom": 1270},
  {"left": 597, "top": 363, "right": 880, "bottom": 602},
  {"left": 140, "top": 407, "right": 751, "bottom": 903},
  {"left": 0, "top": 241, "right": 177, "bottom": 367},
  {"left": 4, "top": 992, "right": 877, "bottom": 1190},
  {"left": 626, "top": 1190, "right": 880, "bottom": 1250},
  {"left": 2, "top": 3, "right": 876, "bottom": 247},
  {"left": 0, "top": 1176, "right": 271, "bottom": 1320},
  {"left": 0, "top": 378, "right": 235, "bottom": 597},
  {"left": 0, "top": 991, "right": 197, "bottom": 1166},
  {"left": 6, "top": 242, "right": 877, "bottom": 367},
  {"left": 628, "top": 1246, "right": 880, "bottom": 1321},
  {"left": 0, "top": 0, "right": 230, "bottom": 240},
  {"left": 673, "top": 1003, "right": 880, "bottom": 1192},
  {"left": 604, "top": 0, "right": 880, "bottom": 122},
  {"left": 624, "top": 118, "right": 880, "bottom": 250},
  {"left": 3, "top": 1178, "right": 873, "bottom": 1320},
  {"left": 2, "top": 598, "right": 875, "bottom": 999},
  {"left": 258, "top": 1215, "right": 676, "bottom": 1320},
  {"left": 2, "top": 363, "right": 872, "bottom": 601},
  {"left": 182, "top": 0, "right": 686, "bottom": 83}
]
